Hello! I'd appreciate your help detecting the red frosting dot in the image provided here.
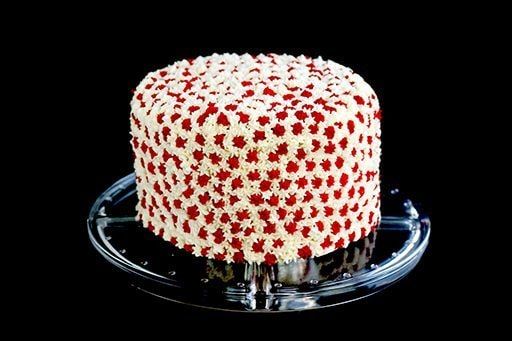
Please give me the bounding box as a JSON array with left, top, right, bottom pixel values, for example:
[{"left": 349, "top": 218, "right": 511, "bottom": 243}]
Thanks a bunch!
[
  {"left": 259, "top": 180, "right": 272, "bottom": 191},
  {"left": 233, "top": 251, "right": 245, "bottom": 263},
  {"left": 273, "top": 124, "right": 286, "bottom": 137},
  {"left": 347, "top": 120, "right": 355, "bottom": 134},
  {"left": 263, "top": 87, "right": 276, "bottom": 96},
  {"left": 264, "top": 253, "right": 277, "bottom": 265},
  {"left": 236, "top": 111, "right": 249, "bottom": 123},
  {"left": 296, "top": 148, "right": 306, "bottom": 160},
  {"left": 170, "top": 113, "right": 181, "bottom": 123},
  {"left": 295, "top": 110, "right": 307, "bottom": 120},
  {"left": 204, "top": 212, "right": 215, "bottom": 224},
  {"left": 257, "top": 116, "right": 270, "bottom": 125},
  {"left": 247, "top": 170, "right": 260, "bottom": 181},
  {"left": 175, "top": 136, "right": 186, "bottom": 148},
  {"left": 214, "top": 253, "right": 226, "bottom": 261},
  {"left": 276, "top": 142, "right": 288, "bottom": 155},
  {"left": 231, "top": 177, "right": 243, "bottom": 189},
  {"left": 209, "top": 153, "right": 221, "bottom": 164},
  {"left": 335, "top": 238, "right": 345, "bottom": 248},
  {"left": 339, "top": 137, "right": 348, "bottom": 150},
  {"left": 264, "top": 222, "right": 276, "bottom": 234},
  {"left": 292, "top": 122, "right": 303, "bottom": 135},
  {"left": 213, "top": 228, "right": 226, "bottom": 244},
  {"left": 353, "top": 95, "right": 365, "bottom": 105},
  {"left": 297, "top": 246, "right": 312, "bottom": 259},
  {"left": 195, "top": 134, "right": 205, "bottom": 146},
  {"left": 312, "top": 177, "right": 322, "bottom": 188},
  {"left": 186, "top": 205, "right": 199, "bottom": 220},
  {"left": 147, "top": 162, "right": 156, "bottom": 174},
  {"left": 249, "top": 194, "right": 264, "bottom": 206},
  {"left": 286, "top": 161, "right": 299, "bottom": 173},
  {"left": 277, "top": 208, "right": 287, "bottom": 220},
  {"left": 230, "top": 222, "right": 242, "bottom": 233},
  {"left": 356, "top": 112, "right": 365, "bottom": 123},
  {"left": 268, "top": 152, "right": 280, "bottom": 163},
  {"left": 286, "top": 194, "right": 297, "bottom": 206},
  {"left": 253, "top": 130, "right": 266, "bottom": 142},
  {"left": 324, "top": 141, "right": 336, "bottom": 154},
  {"left": 268, "top": 195, "right": 279, "bottom": 206},
  {"left": 285, "top": 222, "right": 297, "bottom": 234},
  {"left": 173, "top": 199, "right": 182, "bottom": 209},
  {"left": 198, "top": 227, "right": 208, "bottom": 240},
  {"left": 181, "top": 118, "right": 192, "bottom": 131},
  {"left": 193, "top": 150, "right": 204, "bottom": 162},
  {"left": 331, "top": 221, "right": 341, "bottom": 234},
  {"left": 258, "top": 209, "right": 271, "bottom": 220},
  {"left": 156, "top": 113, "right": 165, "bottom": 124},
  {"left": 232, "top": 136, "right": 246, "bottom": 148},
  {"left": 267, "top": 169, "right": 280, "bottom": 179},
  {"left": 312, "top": 111, "right": 325, "bottom": 123},
  {"left": 198, "top": 192, "right": 210, "bottom": 204},
  {"left": 273, "top": 239, "right": 284, "bottom": 248},
  {"left": 324, "top": 126, "right": 335, "bottom": 139},
  {"left": 246, "top": 150, "right": 259, "bottom": 163},
  {"left": 321, "top": 159, "right": 331, "bottom": 171},
  {"left": 320, "top": 193, "right": 329, "bottom": 203},
  {"left": 216, "top": 170, "right": 231, "bottom": 181},
  {"left": 220, "top": 212, "right": 230, "bottom": 224},
  {"left": 252, "top": 239, "right": 265, "bottom": 253},
  {"left": 217, "top": 113, "right": 230, "bottom": 126},
  {"left": 296, "top": 177, "right": 308, "bottom": 189},
  {"left": 303, "top": 191, "right": 313, "bottom": 202},
  {"left": 279, "top": 179, "right": 292, "bottom": 190},
  {"left": 231, "top": 237, "right": 243, "bottom": 249},
  {"left": 349, "top": 231, "right": 356, "bottom": 242},
  {"left": 306, "top": 161, "right": 316, "bottom": 171},
  {"left": 229, "top": 195, "right": 239, "bottom": 205},
  {"left": 276, "top": 111, "right": 288, "bottom": 120},
  {"left": 189, "top": 105, "right": 200, "bottom": 113},
  {"left": 301, "top": 226, "right": 310, "bottom": 238},
  {"left": 197, "top": 174, "right": 210, "bottom": 187},
  {"left": 301, "top": 90, "right": 312, "bottom": 98},
  {"left": 227, "top": 156, "right": 240, "bottom": 169}
]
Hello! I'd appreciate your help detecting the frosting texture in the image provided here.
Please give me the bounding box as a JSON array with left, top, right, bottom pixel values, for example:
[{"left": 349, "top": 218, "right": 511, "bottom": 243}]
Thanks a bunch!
[{"left": 130, "top": 53, "right": 381, "bottom": 264}]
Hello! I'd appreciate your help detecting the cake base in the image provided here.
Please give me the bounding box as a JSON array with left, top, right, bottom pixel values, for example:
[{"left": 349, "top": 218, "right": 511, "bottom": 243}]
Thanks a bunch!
[{"left": 88, "top": 174, "right": 430, "bottom": 312}]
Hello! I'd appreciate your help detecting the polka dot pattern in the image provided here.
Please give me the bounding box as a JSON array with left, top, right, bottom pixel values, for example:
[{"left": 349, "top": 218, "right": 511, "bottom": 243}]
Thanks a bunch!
[{"left": 130, "top": 53, "right": 381, "bottom": 264}]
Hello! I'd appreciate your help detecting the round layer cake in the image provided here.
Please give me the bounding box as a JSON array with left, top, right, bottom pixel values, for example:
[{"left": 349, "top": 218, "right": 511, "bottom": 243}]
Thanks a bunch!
[{"left": 130, "top": 53, "right": 381, "bottom": 264}]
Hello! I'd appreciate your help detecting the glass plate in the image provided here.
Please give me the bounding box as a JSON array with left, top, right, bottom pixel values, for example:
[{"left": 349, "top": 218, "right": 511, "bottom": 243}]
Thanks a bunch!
[{"left": 88, "top": 173, "right": 430, "bottom": 312}]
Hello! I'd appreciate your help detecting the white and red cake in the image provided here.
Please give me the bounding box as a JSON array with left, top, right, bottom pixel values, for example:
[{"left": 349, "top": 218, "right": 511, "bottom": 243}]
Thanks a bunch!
[{"left": 130, "top": 53, "right": 381, "bottom": 265}]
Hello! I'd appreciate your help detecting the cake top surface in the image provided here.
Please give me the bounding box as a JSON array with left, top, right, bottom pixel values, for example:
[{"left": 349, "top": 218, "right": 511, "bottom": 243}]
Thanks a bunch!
[{"left": 132, "top": 53, "right": 378, "bottom": 126}]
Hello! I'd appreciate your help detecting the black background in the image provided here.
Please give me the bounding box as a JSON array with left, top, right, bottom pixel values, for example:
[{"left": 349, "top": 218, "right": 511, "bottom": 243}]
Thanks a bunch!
[{"left": 72, "top": 47, "right": 449, "bottom": 330}]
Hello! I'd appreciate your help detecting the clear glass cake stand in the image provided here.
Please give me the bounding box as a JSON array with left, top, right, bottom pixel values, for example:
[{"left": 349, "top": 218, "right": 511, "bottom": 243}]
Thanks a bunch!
[{"left": 88, "top": 173, "right": 430, "bottom": 312}]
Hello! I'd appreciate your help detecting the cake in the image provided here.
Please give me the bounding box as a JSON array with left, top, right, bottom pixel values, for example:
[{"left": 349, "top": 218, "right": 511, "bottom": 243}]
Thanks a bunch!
[{"left": 130, "top": 53, "right": 381, "bottom": 265}]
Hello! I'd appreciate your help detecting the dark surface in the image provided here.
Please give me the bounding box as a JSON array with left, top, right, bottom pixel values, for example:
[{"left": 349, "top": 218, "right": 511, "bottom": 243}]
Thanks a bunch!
[{"left": 72, "top": 47, "right": 449, "bottom": 328}]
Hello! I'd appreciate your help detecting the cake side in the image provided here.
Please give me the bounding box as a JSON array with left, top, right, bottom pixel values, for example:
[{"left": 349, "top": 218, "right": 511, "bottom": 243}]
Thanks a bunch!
[{"left": 130, "top": 53, "right": 381, "bottom": 264}]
